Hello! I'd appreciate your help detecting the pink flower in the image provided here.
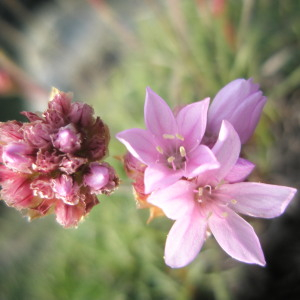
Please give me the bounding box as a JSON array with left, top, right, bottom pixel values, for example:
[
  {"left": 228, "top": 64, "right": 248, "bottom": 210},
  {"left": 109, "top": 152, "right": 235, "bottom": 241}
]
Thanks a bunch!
[
  {"left": 116, "top": 87, "right": 219, "bottom": 193},
  {"left": 148, "top": 121, "right": 296, "bottom": 268},
  {"left": 206, "top": 78, "right": 267, "bottom": 144}
]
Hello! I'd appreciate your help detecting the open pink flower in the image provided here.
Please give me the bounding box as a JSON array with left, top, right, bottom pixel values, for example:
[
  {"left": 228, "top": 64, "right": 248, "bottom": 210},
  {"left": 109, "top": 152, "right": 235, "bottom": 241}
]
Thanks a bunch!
[
  {"left": 148, "top": 121, "right": 296, "bottom": 268},
  {"left": 206, "top": 78, "right": 267, "bottom": 144},
  {"left": 116, "top": 87, "right": 219, "bottom": 193}
]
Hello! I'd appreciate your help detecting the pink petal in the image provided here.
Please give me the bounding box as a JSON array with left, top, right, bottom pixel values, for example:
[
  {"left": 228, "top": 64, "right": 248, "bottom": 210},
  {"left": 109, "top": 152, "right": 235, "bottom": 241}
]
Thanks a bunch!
[
  {"left": 227, "top": 93, "right": 267, "bottom": 143},
  {"left": 148, "top": 180, "right": 196, "bottom": 220},
  {"left": 116, "top": 128, "right": 157, "bottom": 165},
  {"left": 144, "top": 87, "right": 177, "bottom": 137},
  {"left": 176, "top": 98, "right": 210, "bottom": 149},
  {"left": 165, "top": 208, "right": 207, "bottom": 268},
  {"left": 144, "top": 165, "right": 182, "bottom": 193},
  {"left": 207, "top": 78, "right": 267, "bottom": 144},
  {"left": 186, "top": 145, "right": 220, "bottom": 178},
  {"left": 220, "top": 182, "right": 297, "bottom": 218},
  {"left": 224, "top": 158, "right": 255, "bottom": 183},
  {"left": 211, "top": 121, "right": 241, "bottom": 183},
  {"left": 208, "top": 208, "right": 266, "bottom": 266}
]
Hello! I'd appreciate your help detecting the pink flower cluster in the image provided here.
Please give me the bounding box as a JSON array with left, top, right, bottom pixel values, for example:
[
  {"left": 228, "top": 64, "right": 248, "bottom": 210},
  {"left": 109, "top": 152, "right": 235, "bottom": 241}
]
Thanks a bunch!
[
  {"left": 0, "top": 88, "right": 118, "bottom": 228},
  {"left": 117, "top": 79, "right": 297, "bottom": 268}
]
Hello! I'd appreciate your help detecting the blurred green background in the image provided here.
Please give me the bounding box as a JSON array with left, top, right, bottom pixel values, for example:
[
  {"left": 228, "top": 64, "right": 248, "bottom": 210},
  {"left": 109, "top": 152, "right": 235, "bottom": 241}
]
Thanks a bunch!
[{"left": 0, "top": 0, "right": 299, "bottom": 299}]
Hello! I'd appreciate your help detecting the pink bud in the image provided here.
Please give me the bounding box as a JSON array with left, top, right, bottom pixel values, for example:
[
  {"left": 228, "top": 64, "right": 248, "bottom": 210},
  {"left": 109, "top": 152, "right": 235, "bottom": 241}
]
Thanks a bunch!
[
  {"left": 52, "top": 124, "right": 81, "bottom": 153},
  {"left": 69, "top": 102, "right": 94, "bottom": 127},
  {"left": 52, "top": 174, "right": 80, "bottom": 205},
  {"left": 83, "top": 162, "right": 110, "bottom": 192},
  {"left": 207, "top": 78, "right": 267, "bottom": 144},
  {"left": 2, "top": 142, "right": 34, "bottom": 173},
  {"left": 48, "top": 91, "right": 72, "bottom": 115}
]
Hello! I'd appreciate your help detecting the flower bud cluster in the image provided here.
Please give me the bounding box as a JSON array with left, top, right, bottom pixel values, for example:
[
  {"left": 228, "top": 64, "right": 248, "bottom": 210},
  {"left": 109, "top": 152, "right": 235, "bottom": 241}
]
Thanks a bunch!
[{"left": 0, "top": 88, "right": 118, "bottom": 227}]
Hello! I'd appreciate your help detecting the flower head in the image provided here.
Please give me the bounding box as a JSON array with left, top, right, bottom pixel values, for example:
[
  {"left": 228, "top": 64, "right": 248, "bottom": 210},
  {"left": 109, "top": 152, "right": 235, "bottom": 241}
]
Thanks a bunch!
[
  {"left": 148, "top": 121, "right": 296, "bottom": 268},
  {"left": 116, "top": 87, "right": 219, "bottom": 193},
  {"left": 0, "top": 88, "right": 118, "bottom": 228},
  {"left": 206, "top": 78, "right": 267, "bottom": 144}
]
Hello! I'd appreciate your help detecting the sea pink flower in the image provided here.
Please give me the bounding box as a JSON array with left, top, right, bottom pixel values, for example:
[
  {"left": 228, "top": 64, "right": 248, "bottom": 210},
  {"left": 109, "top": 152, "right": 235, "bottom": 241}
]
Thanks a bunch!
[
  {"left": 116, "top": 87, "right": 219, "bottom": 193},
  {"left": 0, "top": 88, "right": 118, "bottom": 228},
  {"left": 148, "top": 121, "right": 296, "bottom": 268},
  {"left": 206, "top": 78, "right": 267, "bottom": 144}
]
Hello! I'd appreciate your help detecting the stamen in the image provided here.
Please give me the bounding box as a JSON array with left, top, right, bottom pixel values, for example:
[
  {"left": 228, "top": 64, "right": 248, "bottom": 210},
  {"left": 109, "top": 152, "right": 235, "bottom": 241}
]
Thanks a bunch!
[
  {"left": 156, "top": 146, "right": 164, "bottom": 154},
  {"left": 176, "top": 133, "right": 184, "bottom": 141},
  {"left": 197, "top": 188, "right": 203, "bottom": 196},
  {"left": 167, "top": 156, "right": 175, "bottom": 163},
  {"left": 163, "top": 134, "right": 175, "bottom": 139},
  {"left": 221, "top": 212, "right": 228, "bottom": 218},
  {"left": 179, "top": 146, "right": 186, "bottom": 157},
  {"left": 204, "top": 185, "right": 212, "bottom": 194},
  {"left": 167, "top": 156, "right": 176, "bottom": 170},
  {"left": 231, "top": 199, "right": 237, "bottom": 204}
]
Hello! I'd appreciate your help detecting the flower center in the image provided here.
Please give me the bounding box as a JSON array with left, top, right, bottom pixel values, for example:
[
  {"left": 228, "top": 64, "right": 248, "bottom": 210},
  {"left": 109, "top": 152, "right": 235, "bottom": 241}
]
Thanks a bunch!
[
  {"left": 193, "top": 185, "right": 214, "bottom": 204},
  {"left": 155, "top": 133, "right": 187, "bottom": 170}
]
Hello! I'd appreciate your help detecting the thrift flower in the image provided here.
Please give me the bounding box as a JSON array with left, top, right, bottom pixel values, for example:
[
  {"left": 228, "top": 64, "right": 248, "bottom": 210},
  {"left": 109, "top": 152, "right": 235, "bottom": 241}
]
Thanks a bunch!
[
  {"left": 116, "top": 87, "right": 219, "bottom": 193},
  {"left": 0, "top": 88, "right": 119, "bottom": 228},
  {"left": 206, "top": 78, "right": 267, "bottom": 144},
  {"left": 148, "top": 121, "right": 296, "bottom": 268}
]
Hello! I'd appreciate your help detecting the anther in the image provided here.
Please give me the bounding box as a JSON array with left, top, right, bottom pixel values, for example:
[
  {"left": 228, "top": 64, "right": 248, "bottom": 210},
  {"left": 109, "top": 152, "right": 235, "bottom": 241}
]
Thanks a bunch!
[
  {"left": 221, "top": 212, "right": 228, "bottom": 218},
  {"left": 231, "top": 199, "right": 237, "bottom": 204},
  {"left": 167, "top": 156, "right": 175, "bottom": 163},
  {"left": 176, "top": 133, "right": 184, "bottom": 141},
  {"left": 179, "top": 146, "right": 186, "bottom": 157},
  {"left": 204, "top": 185, "right": 212, "bottom": 194},
  {"left": 163, "top": 134, "right": 175, "bottom": 139},
  {"left": 156, "top": 146, "right": 164, "bottom": 154}
]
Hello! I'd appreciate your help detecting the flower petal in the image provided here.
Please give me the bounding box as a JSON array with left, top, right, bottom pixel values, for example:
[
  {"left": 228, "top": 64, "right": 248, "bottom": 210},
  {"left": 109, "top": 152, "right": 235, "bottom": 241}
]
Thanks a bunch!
[
  {"left": 144, "top": 87, "right": 177, "bottom": 137},
  {"left": 116, "top": 128, "right": 157, "bottom": 165},
  {"left": 186, "top": 145, "right": 220, "bottom": 178},
  {"left": 165, "top": 208, "right": 207, "bottom": 268},
  {"left": 144, "top": 165, "right": 182, "bottom": 193},
  {"left": 209, "top": 208, "right": 266, "bottom": 266},
  {"left": 220, "top": 182, "right": 297, "bottom": 218},
  {"left": 207, "top": 78, "right": 267, "bottom": 144},
  {"left": 211, "top": 120, "right": 241, "bottom": 183},
  {"left": 224, "top": 158, "right": 255, "bottom": 183},
  {"left": 176, "top": 98, "right": 210, "bottom": 149},
  {"left": 148, "top": 180, "right": 195, "bottom": 220}
]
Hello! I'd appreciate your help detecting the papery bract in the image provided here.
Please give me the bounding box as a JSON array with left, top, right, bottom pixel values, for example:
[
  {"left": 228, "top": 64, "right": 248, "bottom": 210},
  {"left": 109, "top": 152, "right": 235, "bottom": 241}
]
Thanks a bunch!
[{"left": 148, "top": 121, "right": 297, "bottom": 268}]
